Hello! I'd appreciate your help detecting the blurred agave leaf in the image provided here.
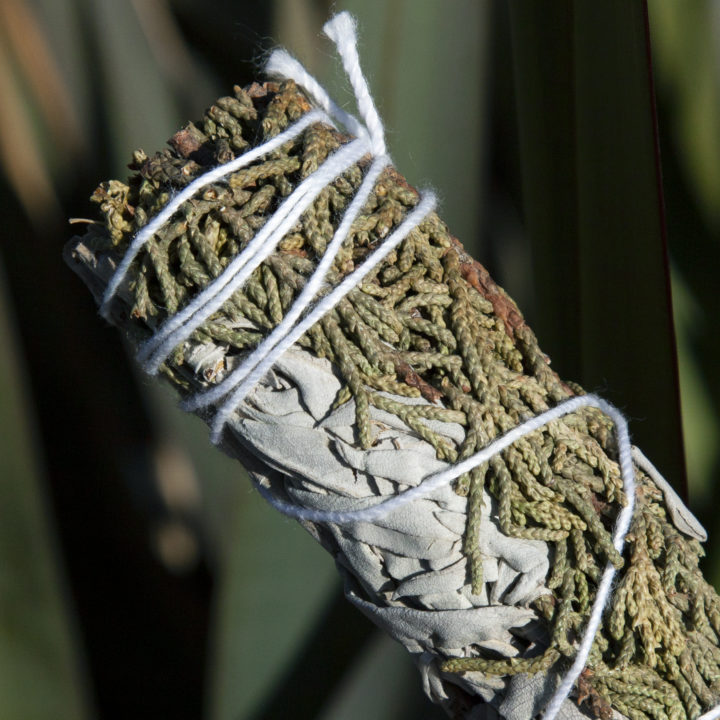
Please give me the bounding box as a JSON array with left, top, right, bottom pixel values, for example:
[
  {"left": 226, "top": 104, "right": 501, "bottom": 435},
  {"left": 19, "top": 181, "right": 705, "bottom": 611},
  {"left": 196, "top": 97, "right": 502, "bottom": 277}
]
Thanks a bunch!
[
  {"left": 510, "top": 0, "right": 686, "bottom": 492},
  {"left": 208, "top": 490, "right": 338, "bottom": 720},
  {"left": 671, "top": 270, "right": 720, "bottom": 505},
  {"left": 273, "top": 0, "right": 330, "bottom": 77},
  {"left": 316, "top": 632, "right": 445, "bottom": 720},
  {"left": 31, "top": 0, "right": 94, "bottom": 131},
  {"left": 0, "top": 259, "right": 91, "bottom": 720},
  {"left": 0, "top": 0, "right": 67, "bottom": 221},
  {"left": 648, "top": 0, "right": 720, "bottom": 232},
  {"left": 77, "top": 0, "right": 184, "bottom": 175},
  {"left": 0, "top": 0, "right": 84, "bottom": 155},
  {"left": 574, "top": 1, "right": 684, "bottom": 489},
  {"left": 646, "top": 1, "right": 720, "bottom": 577},
  {"left": 1, "top": 1, "right": 225, "bottom": 716},
  {"left": 508, "top": 1, "right": 579, "bottom": 379},
  {"left": 0, "top": 0, "right": 211, "bottom": 216},
  {"left": 129, "top": 0, "right": 215, "bottom": 115},
  {"left": 345, "top": 0, "right": 489, "bottom": 253}
]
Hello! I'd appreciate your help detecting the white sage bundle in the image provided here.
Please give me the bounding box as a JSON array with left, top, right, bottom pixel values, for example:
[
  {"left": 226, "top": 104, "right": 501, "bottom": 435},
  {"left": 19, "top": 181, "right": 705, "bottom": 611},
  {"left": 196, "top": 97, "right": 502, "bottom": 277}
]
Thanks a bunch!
[{"left": 66, "top": 13, "right": 720, "bottom": 720}]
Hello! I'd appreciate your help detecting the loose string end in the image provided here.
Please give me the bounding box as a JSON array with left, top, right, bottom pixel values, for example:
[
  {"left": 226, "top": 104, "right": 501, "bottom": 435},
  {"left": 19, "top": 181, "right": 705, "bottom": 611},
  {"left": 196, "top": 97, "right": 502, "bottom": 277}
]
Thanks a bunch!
[
  {"left": 323, "top": 11, "right": 386, "bottom": 155},
  {"left": 323, "top": 10, "right": 358, "bottom": 42}
]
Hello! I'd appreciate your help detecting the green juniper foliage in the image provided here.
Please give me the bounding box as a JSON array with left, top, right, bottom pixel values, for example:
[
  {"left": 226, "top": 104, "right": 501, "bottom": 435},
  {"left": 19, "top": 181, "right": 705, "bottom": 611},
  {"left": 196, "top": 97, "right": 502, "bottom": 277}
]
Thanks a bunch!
[{"left": 73, "top": 80, "right": 720, "bottom": 719}]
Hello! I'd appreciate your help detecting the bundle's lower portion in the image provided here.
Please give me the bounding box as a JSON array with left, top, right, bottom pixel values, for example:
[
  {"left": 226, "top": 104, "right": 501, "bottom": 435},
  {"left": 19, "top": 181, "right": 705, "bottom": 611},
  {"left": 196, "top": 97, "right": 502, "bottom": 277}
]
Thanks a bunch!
[
  {"left": 214, "top": 348, "right": 591, "bottom": 720},
  {"left": 67, "top": 79, "right": 720, "bottom": 720}
]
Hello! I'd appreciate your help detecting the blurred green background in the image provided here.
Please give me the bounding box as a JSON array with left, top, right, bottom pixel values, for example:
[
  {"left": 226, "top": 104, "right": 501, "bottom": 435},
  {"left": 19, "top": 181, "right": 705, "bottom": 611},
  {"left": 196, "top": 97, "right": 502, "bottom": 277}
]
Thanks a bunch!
[{"left": 0, "top": 1, "right": 718, "bottom": 718}]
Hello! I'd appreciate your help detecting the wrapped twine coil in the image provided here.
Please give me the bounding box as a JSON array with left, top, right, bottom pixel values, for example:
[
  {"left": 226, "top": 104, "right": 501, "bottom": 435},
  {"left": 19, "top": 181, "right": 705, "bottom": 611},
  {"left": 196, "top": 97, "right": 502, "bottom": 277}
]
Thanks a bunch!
[{"left": 66, "top": 20, "right": 720, "bottom": 720}]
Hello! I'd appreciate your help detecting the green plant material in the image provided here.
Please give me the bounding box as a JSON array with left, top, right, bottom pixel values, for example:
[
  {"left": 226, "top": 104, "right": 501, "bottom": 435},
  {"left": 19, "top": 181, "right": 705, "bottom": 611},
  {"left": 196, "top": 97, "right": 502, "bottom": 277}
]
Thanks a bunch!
[
  {"left": 67, "top": 79, "right": 720, "bottom": 717},
  {"left": 0, "top": 260, "right": 90, "bottom": 720},
  {"left": 510, "top": 0, "right": 686, "bottom": 497}
]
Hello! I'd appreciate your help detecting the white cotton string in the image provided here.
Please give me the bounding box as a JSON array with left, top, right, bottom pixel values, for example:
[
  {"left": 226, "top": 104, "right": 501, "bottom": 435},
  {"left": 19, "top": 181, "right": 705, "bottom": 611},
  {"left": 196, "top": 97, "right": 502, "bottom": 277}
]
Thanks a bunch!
[
  {"left": 255, "top": 393, "right": 631, "bottom": 527},
  {"left": 265, "top": 49, "right": 366, "bottom": 140},
  {"left": 182, "top": 154, "right": 390, "bottom": 414},
  {"left": 542, "top": 398, "right": 635, "bottom": 720},
  {"left": 138, "top": 134, "right": 372, "bottom": 373},
  {"left": 255, "top": 393, "right": 637, "bottom": 720},
  {"left": 204, "top": 190, "right": 435, "bottom": 442},
  {"left": 323, "top": 13, "right": 386, "bottom": 155},
  {"left": 99, "top": 108, "right": 329, "bottom": 320}
]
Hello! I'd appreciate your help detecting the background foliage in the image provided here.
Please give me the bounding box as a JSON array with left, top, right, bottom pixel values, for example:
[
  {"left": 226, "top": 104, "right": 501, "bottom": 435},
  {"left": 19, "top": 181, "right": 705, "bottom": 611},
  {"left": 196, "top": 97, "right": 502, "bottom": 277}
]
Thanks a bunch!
[{"left": 0, "top": 1, "right": 718, "bottom": 718}]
